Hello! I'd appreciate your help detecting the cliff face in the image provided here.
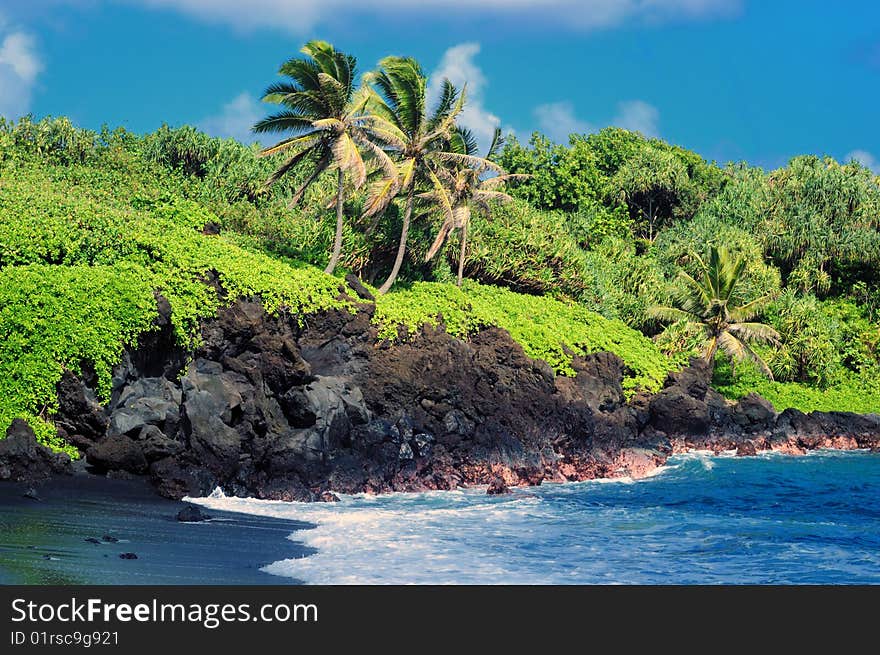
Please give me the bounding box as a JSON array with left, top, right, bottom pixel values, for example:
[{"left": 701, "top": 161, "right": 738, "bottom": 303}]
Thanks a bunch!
[{"left": 5, "top": 293, "right": 880, "bottom": 498}]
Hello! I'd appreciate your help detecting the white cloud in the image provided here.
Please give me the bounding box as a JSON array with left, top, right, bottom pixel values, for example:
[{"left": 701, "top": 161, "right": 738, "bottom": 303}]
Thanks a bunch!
[
  {"left": 846, "top": 149, "right": 880, "bottom": 174},
  {"left": 533, "top": 102, "right": 595, "bottom": 143},
  {"left": 124, "top": 0, "right": 739, "bottom": 33},
  {"left": 0, "top": 28, "right": 43, "bottom": 119},
  {"left": 613, "top": 99, "right": 659, "bottom": 137},
  {"left": 0, "top": 32, "right": 42, "bottom": 83},
  {"left": 197, "top": 92, "right": 263, "bottom": 144},
  {"left": 428, "top": 43, "right": 503, "bottom": 153},
  {"left": 533, "top": 99, "right": 661, "bottom": 142}
]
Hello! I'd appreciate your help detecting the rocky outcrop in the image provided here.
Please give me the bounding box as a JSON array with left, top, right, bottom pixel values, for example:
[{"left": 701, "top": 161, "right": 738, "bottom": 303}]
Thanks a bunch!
[
  {"left": 0, "top": 419, "right": 72, "bottom": 481},
  {"left": 18, "top": 297, "right": 880, "bottom": 497},
  {"left": 658, "top": 359, "right": 880, "bottom": 455}
]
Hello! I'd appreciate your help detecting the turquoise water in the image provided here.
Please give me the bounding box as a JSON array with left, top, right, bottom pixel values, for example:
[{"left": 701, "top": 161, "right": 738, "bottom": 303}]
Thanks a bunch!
[{"left": 192, "top": 450, "right": 880, "bottom": 584}]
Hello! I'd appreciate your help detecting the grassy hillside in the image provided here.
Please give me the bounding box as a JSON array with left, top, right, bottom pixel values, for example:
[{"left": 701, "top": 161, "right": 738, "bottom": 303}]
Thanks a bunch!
[{"left": 0, "top": 119, "right": 677, "bottom": 452}]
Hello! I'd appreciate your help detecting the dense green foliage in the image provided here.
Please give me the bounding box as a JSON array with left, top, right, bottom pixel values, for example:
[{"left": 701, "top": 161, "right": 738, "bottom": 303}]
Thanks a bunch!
[
  {"left": 0, "top": 114, "right": 675, "bottom": 450},
  {"left": 2, "top": 56, "right": 880, "bottom": 454},
  {"left": 713, "top": 361, "right": 880, "bottom": 414},
  {"left": 0, "top": 125, "right": 355, "bottom": 446},
  {"left": 0, "top": 264, "right": 156, "bottom": 455}
]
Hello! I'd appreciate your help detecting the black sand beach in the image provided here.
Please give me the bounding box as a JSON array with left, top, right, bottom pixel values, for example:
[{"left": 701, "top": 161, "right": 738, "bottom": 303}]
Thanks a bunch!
[{"left": 0, "top": 474, "right": 314, "bottom": 585}]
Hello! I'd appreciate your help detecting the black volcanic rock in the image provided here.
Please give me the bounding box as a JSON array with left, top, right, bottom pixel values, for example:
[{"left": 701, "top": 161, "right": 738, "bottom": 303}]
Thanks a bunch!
[
  {"left": 487, "top": 476, "right": 511, "bottom": 495},
  {"left": 345, "top": 273, "right": 375, "bottom": 301},
  {"left": 176, "top": 505, "right": 210, "bottom": 522},
  {"left": 0, "top": 419, "right": 71, "bottom": 482},
  {"left": 87, "top": 435, "right": 148, "bottom": 474},
  {"left": 19, "top": 298, "right": 880, "bottom": 501}
]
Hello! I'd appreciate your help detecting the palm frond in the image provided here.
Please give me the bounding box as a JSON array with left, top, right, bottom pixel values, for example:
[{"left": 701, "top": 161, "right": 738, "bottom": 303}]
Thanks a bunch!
[
  {"left": 472, "top": 190, "right": 514, "bottom": 205},
  {"left": 449, "top": 125, "right": 478, "bottom": 156},
  {"left": 485, "top": 127, "right": 505, "bottom": 159},
  {"left": 728, "top": 294, "right": 774, "bottom": 322},
  {"left": 374, "top": 56, "right": 426, "bottom": 136},
  {"left": 397, "top": 157, "right": 416, "bottom": 190},
  {"left": 287, "top": 150, "right": 331, "bottom": 205},
  {"left": 311, "top": 117, "right": 344, "bottom": 131},
  {"left": 479, "top": 173, "right": 530, "bottom": 191},
  {"left": 430, "top": 79, "right": 461, "bottom": 130},
  {"left": 258, "top": 132, "right": 322, "bottom": 158},
  {"left": 647, "top": 305, "right": 701, "bottom": 324},
  {"left": 674, "top": 271, "right": 713, "bottom": 316},
  {"left": 723, "top": 253, "right": 747, "bottom": 301},
  {"left": 717, "top": 330, "right": 748, "bottom": 362},
  {"left": 428, "top": 81, "right": 466, "bottom": 139},
  {"left": 357, "top": 115, "right": 408, "bottom": 149},
  {"left": 426, "top": 166, "right": 455, "bottom": 225},
  {"left": 353, "top": 132, "right": 399, "bottom": 181},
  {"left": 278, "top": 56, "right": 322, "bottom": 92},
  {"left": 726, "top": 322, "right": 781, "bottom": 345},
  {"left": 262, "top": 145, "right": 319, "bottom": 186},
  {"left": 718, "top": 332, "right": 774, "bottom": 379},
  {"left": 362, "top": 173, "right": 401, "bottom": 217},
  {"left": 252, "top": 112, "right": 318, "bottom": 136},
  {"left": 263, "top": 86, "right": 333, "bottom": 118},
  {"left": 331, "top": 132, "right": 367, "bottom": 188},
  {"left": 430, "top": 151, "right": 504, "bottom": 173}
]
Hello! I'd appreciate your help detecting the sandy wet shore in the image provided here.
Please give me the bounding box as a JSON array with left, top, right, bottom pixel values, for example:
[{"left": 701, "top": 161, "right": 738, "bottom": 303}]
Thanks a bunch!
[{"left": 0, "top": 473, "right": 314, "bottom": 585}]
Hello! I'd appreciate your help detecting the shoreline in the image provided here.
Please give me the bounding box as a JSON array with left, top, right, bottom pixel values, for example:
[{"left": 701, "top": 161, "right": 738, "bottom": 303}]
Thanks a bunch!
[
  {"left": 0, "top": 472, "right": 314, "bottom": 585},
  {"left": 188, "top": 449, "right": 880, "bottom": 585},
  {"left": 2, "top": 447, "right": 876, "bottom": 585}
]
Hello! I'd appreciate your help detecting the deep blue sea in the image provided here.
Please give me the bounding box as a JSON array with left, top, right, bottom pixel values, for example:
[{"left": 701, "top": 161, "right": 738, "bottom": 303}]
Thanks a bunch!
[{"left": 191, "top": 450, "right": 880, "bottom": 584}]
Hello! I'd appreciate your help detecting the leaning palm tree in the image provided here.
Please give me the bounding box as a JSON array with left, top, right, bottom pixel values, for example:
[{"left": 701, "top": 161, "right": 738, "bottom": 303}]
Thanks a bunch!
[
  {"left": 360, "top": 56, "right": 502, "bottom": 294},
  {"left": 421, "top": 127, "right": 527, "bottom": 286},
  {"left": 649, "top": 245, "right": 780, "bottom": 377},
  {"left": 253, "top": 40, "right": 395, "bottom": 275}
]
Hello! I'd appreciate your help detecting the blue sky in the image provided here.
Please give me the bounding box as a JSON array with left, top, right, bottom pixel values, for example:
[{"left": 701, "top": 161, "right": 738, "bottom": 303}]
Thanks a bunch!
[{"left": 0, "top": 1, "right": 878, "bottom": 171}]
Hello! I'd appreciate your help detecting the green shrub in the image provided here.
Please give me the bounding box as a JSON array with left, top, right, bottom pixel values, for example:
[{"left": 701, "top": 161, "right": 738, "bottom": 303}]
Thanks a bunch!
[
  {"left": 714, "top": 362, "right": 880, "bottom": 414},
  {"left": 373, "top": 280, "right": 682, "bottom": 392},
  {"left": 463, "top": 199, "right": 595, "bottom": 298},
  {"left": 581, "top": 238, "right": 666, "bottom": 331},
  {"left": 0, "top": 264, "right": 158, "bottom": 456},
  {"left": 0, "top": 156, "right": 353, "bottom": 451}
]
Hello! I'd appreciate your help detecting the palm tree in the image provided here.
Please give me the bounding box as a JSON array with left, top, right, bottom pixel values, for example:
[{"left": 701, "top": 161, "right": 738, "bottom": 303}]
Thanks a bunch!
[
  {"left": 359, "top": 56, "right": 501, "bottom": 294},
  {"left": 253, "top": 40, "right": 395, "bottom": 275},
  {"left": 649, "top": 245, "right": 780, "bottom": 377},
  {"left": 421, "top": 127, "right": 527, "bottom": 286}
]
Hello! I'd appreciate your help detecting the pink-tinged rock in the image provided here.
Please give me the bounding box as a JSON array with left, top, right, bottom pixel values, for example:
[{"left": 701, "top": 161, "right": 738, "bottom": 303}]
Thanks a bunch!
[
  {"left": 613, "top": 448, "right": 663, "bottom": 480},
  {"left": 771, "top": 441, "right": 807, "bottom": 456},
  {"left": 822, "top": 436, "right": 859, "bottom": 450}
]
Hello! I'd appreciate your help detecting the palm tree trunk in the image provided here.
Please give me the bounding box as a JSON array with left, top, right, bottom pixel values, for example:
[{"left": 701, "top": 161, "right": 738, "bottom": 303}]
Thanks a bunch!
[
  {"left": 324, "top": 168, "right": 345, "bottom": 275},
  {"left": 377, "top": 186, "right": 415, "bottom": 295},
  {"left": 705, "top": 336, "right": 718, "bottom": 374},
  {"left": 289, "top": 155, "right": 330, "bottom": 209},
  {"left": 456, "top": 220, "right": 467, "bottom": 287}
]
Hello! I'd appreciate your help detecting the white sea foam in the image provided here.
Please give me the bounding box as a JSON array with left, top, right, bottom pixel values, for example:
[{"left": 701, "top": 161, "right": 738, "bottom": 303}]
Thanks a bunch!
[
  {"left": 184, "top": 450, "right": 880, "bottom": 584},
  {"left": 190, "top": 487, "right": 555, "bottom": 584},
  {"left": 186, "top": 472, "right": 676, "bottom": 585}
]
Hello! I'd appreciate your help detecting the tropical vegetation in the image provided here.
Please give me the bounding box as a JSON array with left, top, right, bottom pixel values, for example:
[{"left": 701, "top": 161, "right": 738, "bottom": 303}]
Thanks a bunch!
[
  {"left": 649, "top": 245, "right": 780, "bottom": 377},
  {"left": 2, "top": 41, "right": 880, "bottom": 456}
]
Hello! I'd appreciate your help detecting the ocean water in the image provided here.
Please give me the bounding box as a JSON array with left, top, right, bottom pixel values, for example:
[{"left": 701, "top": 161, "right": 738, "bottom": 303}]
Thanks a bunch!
[{"left": 190, "top": 450, "right": 880, "bottom": 584}]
